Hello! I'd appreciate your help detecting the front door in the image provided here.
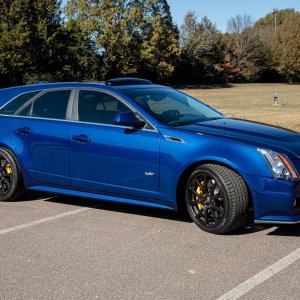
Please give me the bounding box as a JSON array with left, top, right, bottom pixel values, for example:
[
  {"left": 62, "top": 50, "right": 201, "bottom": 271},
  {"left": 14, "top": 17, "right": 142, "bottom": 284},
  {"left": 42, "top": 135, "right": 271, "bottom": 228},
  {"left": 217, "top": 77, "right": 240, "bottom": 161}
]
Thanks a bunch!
[{"left": 70, "top": 89, "right": 160, "bottom": 200}]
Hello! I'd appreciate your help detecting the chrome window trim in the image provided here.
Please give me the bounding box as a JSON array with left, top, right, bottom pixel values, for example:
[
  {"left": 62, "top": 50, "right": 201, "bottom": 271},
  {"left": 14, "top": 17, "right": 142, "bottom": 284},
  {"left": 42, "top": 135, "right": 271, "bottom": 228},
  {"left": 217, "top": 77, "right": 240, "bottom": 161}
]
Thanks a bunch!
[
  {"left": 73, "top": 87, "right": 158, "bottom": 132},
  {"left": 66, "top": 89, "right": 76, "bottom": 120},
  {"left": 0, "top": 87, "right": 80, "bottom": 112},
  {"left": 0, "top": 114, "right": 158, "bottom": 132},
  {"left": 0, "top": 90, "right": 43, "bottom": 112},
  {"left": 14, "top": 88, "right": 75, "bottom": 119},
  {"left": 14, "top": 91, "right": 46, "bottom": 115},
  {"left": 0, "top": 86, "right": 159, "bottom": 133}
]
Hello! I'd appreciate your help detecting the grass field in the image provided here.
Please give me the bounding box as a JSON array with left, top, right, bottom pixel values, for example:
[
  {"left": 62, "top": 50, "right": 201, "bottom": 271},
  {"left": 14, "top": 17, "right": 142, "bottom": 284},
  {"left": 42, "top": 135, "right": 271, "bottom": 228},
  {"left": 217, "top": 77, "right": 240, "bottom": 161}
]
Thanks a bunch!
[{"left": 181, "top": 83, "right": 300, "bottom": 132}]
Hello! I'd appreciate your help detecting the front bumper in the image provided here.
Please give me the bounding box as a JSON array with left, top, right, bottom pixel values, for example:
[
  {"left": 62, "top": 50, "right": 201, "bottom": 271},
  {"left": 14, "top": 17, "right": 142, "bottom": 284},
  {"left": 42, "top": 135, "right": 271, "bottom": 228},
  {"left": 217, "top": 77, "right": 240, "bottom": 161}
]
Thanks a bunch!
[{"left": 244, "top": 174, "right": 300, "bottom": 224}]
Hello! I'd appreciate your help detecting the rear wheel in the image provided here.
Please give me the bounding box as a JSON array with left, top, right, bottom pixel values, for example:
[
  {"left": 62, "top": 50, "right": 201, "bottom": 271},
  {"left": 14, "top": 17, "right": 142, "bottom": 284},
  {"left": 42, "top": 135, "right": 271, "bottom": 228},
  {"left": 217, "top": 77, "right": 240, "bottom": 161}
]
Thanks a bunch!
[
  {"left": 0, "top": 147, "right": 25, "bottom": 201},
  {"left": 185, "top": 164, "right": 248, "bottom": 234}
]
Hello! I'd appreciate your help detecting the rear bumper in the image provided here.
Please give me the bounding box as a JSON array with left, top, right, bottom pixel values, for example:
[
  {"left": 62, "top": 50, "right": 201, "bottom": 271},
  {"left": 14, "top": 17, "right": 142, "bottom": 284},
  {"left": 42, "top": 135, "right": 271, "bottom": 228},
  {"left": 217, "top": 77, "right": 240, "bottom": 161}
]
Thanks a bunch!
[{"left": 244, "top": 174, "right": 300, "bottom": 224}]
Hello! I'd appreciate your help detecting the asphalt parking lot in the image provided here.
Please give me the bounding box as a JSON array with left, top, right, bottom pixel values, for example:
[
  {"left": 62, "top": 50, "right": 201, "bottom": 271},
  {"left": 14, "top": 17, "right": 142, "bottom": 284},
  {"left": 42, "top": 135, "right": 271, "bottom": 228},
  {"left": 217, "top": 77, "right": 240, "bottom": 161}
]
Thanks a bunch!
[{"left": 0, "top": 192, "right": 299, "bottom": 300}]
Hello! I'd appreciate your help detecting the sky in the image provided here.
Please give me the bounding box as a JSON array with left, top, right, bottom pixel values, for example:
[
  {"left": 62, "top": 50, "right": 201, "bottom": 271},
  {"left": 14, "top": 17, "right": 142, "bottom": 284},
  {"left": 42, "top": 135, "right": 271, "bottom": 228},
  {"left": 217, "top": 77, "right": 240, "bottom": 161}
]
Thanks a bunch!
[
  {"left": 61, "top": 1, "right": 300, "bottom": 32},
  {"left": 168, "top": 0, "right": 300, "bottom": 31}
]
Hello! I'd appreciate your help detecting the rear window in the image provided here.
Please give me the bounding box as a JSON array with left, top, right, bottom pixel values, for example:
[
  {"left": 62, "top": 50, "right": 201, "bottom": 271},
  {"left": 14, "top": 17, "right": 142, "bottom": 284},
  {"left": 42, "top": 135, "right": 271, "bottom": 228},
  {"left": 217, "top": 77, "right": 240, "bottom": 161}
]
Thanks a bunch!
[{"left": 0, "top": 91, "right": 39, "bottom": 115}]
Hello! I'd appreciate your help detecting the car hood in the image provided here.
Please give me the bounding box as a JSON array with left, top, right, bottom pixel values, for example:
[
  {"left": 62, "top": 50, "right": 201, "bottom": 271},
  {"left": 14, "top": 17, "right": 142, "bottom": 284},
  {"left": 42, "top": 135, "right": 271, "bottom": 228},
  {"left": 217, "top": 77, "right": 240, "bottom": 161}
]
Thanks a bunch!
[{"left": 176, "top": 118, "right": 300, "bottom": 157}]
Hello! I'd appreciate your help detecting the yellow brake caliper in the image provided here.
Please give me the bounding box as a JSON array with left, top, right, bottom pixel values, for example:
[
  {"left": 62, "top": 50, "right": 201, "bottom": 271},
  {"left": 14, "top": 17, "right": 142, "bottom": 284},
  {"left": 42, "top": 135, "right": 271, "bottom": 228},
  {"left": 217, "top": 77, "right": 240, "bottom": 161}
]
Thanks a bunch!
[
  {"left": 5, "top": 164, "right": 12, "bottom": 174},
  {"left": 196, "top": 185, "right": 203, "bottom": 210}
]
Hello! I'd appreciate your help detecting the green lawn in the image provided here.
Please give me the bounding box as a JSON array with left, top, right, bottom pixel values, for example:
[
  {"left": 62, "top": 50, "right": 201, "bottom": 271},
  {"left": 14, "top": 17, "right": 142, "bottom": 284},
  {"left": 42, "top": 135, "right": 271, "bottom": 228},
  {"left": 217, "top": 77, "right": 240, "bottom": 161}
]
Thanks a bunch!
[{"left": 180, "top": 83, "right": 300, "bottom": 132}]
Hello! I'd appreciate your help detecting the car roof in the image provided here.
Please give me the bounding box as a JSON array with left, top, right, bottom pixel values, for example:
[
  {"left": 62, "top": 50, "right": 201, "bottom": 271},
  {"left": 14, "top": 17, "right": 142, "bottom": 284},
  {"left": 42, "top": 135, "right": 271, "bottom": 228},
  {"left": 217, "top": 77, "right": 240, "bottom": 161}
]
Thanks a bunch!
[{"left": 0, "top": 82, "right": 168, "bottom": 107}]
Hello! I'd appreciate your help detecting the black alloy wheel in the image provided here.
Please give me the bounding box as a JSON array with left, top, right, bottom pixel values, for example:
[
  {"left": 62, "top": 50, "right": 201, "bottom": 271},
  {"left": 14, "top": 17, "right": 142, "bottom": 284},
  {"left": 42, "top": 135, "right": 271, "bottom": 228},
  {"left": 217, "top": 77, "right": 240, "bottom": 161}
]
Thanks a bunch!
[
  {"left": 0, "top": 157, "right": 13, "bottom": 195},
  {"left": 0, "top": 147, "right": 24, "bottom": 201},
  {"left": 185, "top": 164, "right": 249, "bottom": 234}
]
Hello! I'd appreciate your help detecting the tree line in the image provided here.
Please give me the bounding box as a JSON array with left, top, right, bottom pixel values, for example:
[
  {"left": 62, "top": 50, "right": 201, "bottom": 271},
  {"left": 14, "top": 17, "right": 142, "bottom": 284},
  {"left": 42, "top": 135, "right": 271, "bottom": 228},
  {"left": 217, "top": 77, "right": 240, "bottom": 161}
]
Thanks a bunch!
[{"left": 0, "top": 0, "right": 299, "bottom": 88}]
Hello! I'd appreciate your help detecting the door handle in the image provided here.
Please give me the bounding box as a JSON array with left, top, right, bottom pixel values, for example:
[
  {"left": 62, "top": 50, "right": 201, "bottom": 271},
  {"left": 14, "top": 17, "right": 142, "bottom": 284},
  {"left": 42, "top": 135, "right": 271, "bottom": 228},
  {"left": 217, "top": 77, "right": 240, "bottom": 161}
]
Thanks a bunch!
[
  {"left": 16, "top": 127, "right": 32, "bottom": 135},
  {"left": 72, "top": 135, "right": 91, "bottom": 143}
]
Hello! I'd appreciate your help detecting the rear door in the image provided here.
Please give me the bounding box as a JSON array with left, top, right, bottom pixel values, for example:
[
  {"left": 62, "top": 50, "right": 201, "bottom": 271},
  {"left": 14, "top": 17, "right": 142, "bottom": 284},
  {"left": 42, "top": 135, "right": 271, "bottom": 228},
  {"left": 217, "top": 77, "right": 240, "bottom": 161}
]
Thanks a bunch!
[
  {"left": 6, "top": 89, "right": 74, "bottom": 187},
  {"left": 70, "top": 89, "right": 160, "bottom": 200}
]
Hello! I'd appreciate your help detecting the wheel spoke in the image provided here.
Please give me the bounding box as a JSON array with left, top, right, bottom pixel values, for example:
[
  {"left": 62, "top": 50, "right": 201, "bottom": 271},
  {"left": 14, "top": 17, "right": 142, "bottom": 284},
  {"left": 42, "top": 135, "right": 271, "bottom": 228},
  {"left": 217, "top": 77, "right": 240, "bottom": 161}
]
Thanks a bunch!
[
  {"left": 207, "top": 205, "right": 221, "bottom": 213},
  {"left": 188, "top": 197, "right": 197, "bottom": 205},
  {"left": 208, "top": 209, "right": 217, "bottom": 223},
  {"left": 1, "top": 176, "right": 10, "bottom": 186},
  {"left": 208, "top": 179, "right": 216, "bottom": 193},
  {"left": 202, "top": 175, "right": 208, "bottom": 192},
  {"left": 195, "top": 210, "right": 202, "bottom": 219},
  {"left": 195, "top": 178, "right": 204, "bottom": 191},
  {"left": 211, "top": 196, "right": 223, "bottom": 201},
  {"left": 208, "top": 205, "right": 224, "bottom": 219},
  {"left": 203, "top": 208, "right": 208, "bottom": 225},
  {"left": 189, "top": 187, "right": 199, "bottom": 196}
]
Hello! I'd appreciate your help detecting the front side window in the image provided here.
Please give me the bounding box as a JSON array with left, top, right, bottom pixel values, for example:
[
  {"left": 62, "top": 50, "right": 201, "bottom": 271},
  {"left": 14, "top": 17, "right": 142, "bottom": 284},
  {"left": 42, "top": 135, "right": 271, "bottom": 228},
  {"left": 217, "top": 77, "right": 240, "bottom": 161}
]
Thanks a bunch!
[
  {"left": 78, "top": 90, "right": 130, "bottom": 125},
  {"left": 0, "top": 91, "right": 39, "bottom": 115},
  {"left": 20, "top": 90, "right": 71, "bottom": 120}
]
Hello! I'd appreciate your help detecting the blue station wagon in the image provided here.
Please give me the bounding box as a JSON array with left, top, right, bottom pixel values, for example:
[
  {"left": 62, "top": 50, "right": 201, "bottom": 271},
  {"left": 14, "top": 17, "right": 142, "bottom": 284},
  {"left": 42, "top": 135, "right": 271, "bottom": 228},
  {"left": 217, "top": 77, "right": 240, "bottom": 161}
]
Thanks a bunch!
[{"left": 0, "top": 78, "right": 299, "bottom": 234}]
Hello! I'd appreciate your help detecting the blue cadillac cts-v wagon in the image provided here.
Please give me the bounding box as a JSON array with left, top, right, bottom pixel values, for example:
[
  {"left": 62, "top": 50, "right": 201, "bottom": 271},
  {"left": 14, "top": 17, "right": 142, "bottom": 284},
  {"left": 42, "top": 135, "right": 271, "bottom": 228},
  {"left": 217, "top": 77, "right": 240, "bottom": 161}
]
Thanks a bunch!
[{"left": 0, "top": 78, "right": 299, "bottom": 234}]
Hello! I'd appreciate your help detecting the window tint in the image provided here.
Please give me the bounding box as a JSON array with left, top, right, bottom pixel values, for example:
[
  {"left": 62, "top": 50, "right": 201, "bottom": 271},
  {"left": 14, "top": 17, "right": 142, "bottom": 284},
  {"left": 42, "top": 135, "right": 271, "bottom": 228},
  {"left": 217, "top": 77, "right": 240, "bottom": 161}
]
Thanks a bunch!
[
  {"left": 78, "top": 90, "right": 130, "bottom": 125},
  {"left": 30, "top": 90, "right": 71, "bottom": 120},
  {"left": 0, "top": 91, "right": 39, "bottom": 115},
  {"left": 18, "top": 104, "right": 32, "bottom": 116}
]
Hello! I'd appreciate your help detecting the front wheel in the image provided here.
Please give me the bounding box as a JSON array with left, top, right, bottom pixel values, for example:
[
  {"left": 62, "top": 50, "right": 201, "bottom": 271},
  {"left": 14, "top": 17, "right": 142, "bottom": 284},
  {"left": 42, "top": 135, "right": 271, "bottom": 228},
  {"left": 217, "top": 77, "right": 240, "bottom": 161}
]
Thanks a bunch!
[
  {"left": 0, "top": 147, "right": 25, "bottom": 201},
  {"left": 185, "top": 164, "right": 249, "bottom": 234}
]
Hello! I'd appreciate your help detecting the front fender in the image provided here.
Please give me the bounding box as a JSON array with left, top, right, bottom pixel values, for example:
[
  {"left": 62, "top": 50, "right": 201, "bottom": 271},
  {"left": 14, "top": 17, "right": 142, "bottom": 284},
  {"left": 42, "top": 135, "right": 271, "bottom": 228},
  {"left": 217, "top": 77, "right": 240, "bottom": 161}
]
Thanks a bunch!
[{"left": 158, "top": 128, "right": 272, "bottom": 204}]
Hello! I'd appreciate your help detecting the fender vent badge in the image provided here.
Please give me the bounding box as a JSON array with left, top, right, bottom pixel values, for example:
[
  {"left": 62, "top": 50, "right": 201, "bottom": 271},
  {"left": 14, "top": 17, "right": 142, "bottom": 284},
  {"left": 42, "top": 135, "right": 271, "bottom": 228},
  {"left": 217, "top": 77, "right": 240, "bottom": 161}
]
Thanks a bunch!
[{"left": 164, "top": 135, "right": 185, "bottom": 143}]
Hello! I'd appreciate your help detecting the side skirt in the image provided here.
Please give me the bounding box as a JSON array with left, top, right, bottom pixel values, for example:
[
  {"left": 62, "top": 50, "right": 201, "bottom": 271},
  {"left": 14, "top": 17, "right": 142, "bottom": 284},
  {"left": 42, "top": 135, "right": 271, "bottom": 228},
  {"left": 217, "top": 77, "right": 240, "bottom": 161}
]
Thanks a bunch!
[{"left": 28, "top": 185, "right": 176, "bottom": 211}]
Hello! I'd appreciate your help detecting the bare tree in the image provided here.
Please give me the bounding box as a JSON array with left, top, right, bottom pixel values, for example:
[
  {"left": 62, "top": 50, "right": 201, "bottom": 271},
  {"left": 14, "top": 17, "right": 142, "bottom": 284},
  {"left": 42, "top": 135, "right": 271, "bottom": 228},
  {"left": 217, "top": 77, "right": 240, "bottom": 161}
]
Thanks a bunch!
[
  {"left": 227, "top": 15, "right": 253, "bottom": 66},
  {"left": 227, "top": 14, "right": 252, "bottom": 34}
]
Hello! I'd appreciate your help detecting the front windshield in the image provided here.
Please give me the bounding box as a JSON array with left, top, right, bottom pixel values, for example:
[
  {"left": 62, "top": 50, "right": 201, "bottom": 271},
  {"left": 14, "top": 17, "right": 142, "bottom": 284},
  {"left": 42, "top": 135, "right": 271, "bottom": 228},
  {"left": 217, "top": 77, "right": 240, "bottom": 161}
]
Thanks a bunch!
[{"left": 121, "top": 87, "right": 223, "bottom": 126}]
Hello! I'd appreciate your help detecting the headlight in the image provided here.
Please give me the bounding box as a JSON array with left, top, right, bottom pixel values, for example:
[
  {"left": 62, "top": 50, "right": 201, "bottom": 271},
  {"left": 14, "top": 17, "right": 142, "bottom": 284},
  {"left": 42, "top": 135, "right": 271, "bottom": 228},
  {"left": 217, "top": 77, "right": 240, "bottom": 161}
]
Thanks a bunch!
[{"left": 258, "top": 149, "right": 299, "bottom": 180}]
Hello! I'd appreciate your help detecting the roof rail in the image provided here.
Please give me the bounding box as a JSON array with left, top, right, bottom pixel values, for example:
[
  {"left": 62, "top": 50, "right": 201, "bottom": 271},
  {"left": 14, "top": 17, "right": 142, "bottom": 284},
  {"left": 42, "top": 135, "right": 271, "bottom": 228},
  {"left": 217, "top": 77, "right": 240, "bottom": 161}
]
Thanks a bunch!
[{"left": 105, "top": 78, "right": 152, "bottom": 86}]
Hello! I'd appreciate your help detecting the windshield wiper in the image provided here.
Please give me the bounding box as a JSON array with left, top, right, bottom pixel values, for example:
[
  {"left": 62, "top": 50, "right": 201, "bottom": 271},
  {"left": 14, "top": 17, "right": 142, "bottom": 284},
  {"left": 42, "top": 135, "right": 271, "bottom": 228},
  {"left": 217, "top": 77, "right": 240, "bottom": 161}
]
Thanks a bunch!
[
  {"left": 170, "top": 120, "right": 202, "bottom": 127},
  {"left": 204, "top": 117, "right": 224, "bottom": 121},
  {"left": 170, "top": 117, "right": 223, "bottom": 127}
]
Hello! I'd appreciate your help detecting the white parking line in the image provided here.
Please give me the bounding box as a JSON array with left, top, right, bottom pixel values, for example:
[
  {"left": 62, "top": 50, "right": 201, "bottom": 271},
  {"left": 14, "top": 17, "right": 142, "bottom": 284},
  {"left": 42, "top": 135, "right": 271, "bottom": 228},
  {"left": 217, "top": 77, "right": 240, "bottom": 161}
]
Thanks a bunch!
[
  {"left": 0, "top": 207, "right": 91, "bottom": 236},
  {"left": 217, "top": 247, "right": 300, "bottom": 300}
]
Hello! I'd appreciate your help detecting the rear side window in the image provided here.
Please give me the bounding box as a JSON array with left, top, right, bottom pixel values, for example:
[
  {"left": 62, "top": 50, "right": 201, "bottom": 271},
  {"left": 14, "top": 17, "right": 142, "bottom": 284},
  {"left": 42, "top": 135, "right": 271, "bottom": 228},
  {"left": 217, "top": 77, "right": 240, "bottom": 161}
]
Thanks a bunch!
[
  {"left": 17, "top": 90, "right": 71, "bottom": 120},
  {"left": 30, "top": 90, "right": 71, "bottom": 120},
  {"left": 0, "top": 91, "right": 39, "bottom": 115}
]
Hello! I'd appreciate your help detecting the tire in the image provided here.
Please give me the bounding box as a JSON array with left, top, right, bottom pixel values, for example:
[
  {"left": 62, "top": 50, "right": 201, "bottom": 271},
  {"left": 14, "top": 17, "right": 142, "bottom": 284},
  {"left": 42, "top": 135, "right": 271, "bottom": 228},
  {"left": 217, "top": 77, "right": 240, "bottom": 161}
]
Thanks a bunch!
[
  {"left": 185, "top": 164, "right": 249, "bottom": 234},
  {"left": 0, "top": 147, "right": 25, "bottom": 201}
]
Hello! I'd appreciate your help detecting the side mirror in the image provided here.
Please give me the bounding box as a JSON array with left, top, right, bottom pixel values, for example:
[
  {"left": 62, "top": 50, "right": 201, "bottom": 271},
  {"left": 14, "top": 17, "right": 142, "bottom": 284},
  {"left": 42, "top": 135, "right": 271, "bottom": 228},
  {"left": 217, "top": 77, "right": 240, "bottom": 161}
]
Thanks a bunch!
[{"left": 114, "top": 111, "right": 146, "bottom": 128}]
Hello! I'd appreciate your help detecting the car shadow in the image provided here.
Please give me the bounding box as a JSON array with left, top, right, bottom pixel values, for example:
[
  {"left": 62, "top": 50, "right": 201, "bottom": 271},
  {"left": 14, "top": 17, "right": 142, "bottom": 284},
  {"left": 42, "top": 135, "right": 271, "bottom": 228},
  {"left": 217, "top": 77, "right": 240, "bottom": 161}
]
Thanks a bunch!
[
  {"left": 227, "top": 224, "right": 300, "bottom": 237},
  {"left": 266, "top": 224, "right": 300, "bottom": 237},
  {"left": 225, "top": 225, "right": 272, "bottom": 235},
  {"left": 45, "top": 195, "right": 193, "bottom": 223},
  {"left": 7, "top": 191, "right": 54, "bottom": 202},
  {"left": 13, "top": 192, "right": 300, "bottom": 236}
]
